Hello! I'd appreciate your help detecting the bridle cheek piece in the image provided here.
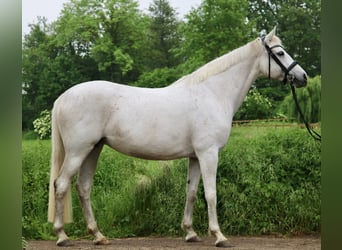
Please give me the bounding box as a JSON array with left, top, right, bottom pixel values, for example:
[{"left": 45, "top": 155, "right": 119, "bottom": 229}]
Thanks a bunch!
[{"left": 262, "top": 37, "right": 298, "bottom": 84}]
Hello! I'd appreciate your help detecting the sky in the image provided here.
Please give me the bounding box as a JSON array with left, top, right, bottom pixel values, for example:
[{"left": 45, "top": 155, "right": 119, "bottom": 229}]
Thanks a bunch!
[{"left": 22, "top": 0, "right": 202, "bottom": 36}]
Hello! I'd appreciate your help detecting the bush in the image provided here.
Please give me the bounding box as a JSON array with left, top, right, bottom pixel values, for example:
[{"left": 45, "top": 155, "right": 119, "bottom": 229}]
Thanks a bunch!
[
  {"left": 279, "top": 75, "right": 321, "bottom": 123},
  {"left": 22, "top": 130, "right": 39, "bottom": 140},
  {"left": 33, "top": 110, "right": 51, "bottom": 139},
  {"left": 234, "top": 88, "right": 273, "bottom": 120},
  {"left": 22, "top": 140, "right": 54, "bottom": 239},
  {"left": 217, "top": 128, "right": 321, "bottom": 235},
  {"left": 134, "top": 67, "right": 182, "bottom": 88},
  {"left": 22, "top": 126, "right": 320, "bottom": 239}
]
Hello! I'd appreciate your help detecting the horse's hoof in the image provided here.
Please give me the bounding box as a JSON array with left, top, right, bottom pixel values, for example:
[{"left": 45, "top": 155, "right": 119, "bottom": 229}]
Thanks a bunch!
[
  {"left": 215, "top": 240, "right": 233, "bottom": 248},
  {"left": 56, "top": 239, "right": 73, "bottom": 247},
  {"left": 185, "top": 235, "right": 202, "bottom": 242},
  {"left": 94, "top": 238, "right": 110, "bottom": 245}
]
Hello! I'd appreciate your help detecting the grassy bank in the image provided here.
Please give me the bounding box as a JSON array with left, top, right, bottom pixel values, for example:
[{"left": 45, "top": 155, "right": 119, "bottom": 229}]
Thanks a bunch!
[{"left": 22, "top": 126, "right": 321, "bottom": 239}]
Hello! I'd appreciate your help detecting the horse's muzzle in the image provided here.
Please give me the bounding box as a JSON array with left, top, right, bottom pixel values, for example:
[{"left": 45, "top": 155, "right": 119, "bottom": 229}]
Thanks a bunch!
[{"left": 292, "top": 73, "right": 307, "bottom": 88}]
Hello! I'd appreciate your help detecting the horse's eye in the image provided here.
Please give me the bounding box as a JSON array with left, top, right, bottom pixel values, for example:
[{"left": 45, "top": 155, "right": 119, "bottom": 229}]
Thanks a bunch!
[{"left": 277, "top": 51, "right": 284, "bottom": 56}]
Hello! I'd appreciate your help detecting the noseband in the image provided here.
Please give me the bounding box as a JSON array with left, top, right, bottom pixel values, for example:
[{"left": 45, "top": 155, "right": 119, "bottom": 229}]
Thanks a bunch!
[{"left": 262, "top": 37, "right": 298, "bottom": 84}]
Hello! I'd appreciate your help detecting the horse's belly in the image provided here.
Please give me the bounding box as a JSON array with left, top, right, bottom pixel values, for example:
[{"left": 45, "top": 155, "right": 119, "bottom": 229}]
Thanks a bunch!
[
  {"left": 118, "top": 147, "right": 194, "bottom": 160},
  {"left": 104, "top": 132, "right": 194, "bottom": 160},
  {"left": 103, "top": 93, "right": 195, "bottom": 159}
]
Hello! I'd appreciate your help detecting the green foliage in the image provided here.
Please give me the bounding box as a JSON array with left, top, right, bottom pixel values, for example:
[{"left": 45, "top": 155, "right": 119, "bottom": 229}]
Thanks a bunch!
[
  {"left": 280, "top": 75, "right": 321, "bottom": 123},
  {"left": 33, "top": 110, "right": 51, "bottom": 140},
  {"left": 22, "top": 237, "right": 28, "bottom": 250},
  {"left": 248, "top": 0, "right": 321, "bottom": 77},
  {"left": 22, "top": 130, "right": 39, "bottom": 140},
  {"left": 134, "top": 67, "right": 182, "bottom": 88},
  {"left": 176, "top": 0, "right": 252, "bottom": 67},
  {"left": 147, "top": 0, "right": 182, "bottom": 68},
  {"left": 22, "top": 126, "right": 320, "bottom": 239},
  {"left": 218, "top": 127, "right": 320, "bottom": 234},
  {"left": 22, "top": 0, "right": 321, "bottom": 130},
  {"left": 22, "top": 140, "right": 55, "bottom": 239},
  {"left": 234, "top": 88, "right": 274, "bottom": 120}
]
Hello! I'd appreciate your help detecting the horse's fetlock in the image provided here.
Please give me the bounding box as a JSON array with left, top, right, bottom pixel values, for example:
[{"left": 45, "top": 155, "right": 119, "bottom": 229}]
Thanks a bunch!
[
  {"left": 53, "top": 224, "right": 64, "bottom": 234},
  {"left": 209, "top": 228, "right": 220, "bottom": 236},
  {"left": 87, "top": 222, "right": 99, "bottom": 235},
  {"left": 181, "top": 223, "right": 188, "bottom": 231}
]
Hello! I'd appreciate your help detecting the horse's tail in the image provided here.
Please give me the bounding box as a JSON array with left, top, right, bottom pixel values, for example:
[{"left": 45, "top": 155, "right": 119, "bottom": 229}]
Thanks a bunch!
[{"left": 47, "top": 105, "right": 73, "bottom": 223}]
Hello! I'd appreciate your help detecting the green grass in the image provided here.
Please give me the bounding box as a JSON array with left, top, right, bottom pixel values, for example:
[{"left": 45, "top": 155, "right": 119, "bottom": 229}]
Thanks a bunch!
[{"left": 22, "top": 125, "right": 321, "bottom": 239}]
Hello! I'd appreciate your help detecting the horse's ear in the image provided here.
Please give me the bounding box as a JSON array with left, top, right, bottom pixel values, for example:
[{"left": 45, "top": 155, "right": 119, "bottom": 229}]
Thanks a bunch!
[{"left": 265, "top": 26, "right": 277, "bottom": 42}]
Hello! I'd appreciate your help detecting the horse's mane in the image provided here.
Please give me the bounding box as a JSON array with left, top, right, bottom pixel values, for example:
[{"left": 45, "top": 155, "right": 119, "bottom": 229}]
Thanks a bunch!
[{"left": 173, "top": 37, "right": 268, "bottom": 85}]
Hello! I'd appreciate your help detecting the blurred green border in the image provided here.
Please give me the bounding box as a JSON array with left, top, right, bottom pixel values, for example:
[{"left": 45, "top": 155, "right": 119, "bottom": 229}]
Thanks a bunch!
[
  {"left": 321, "top": 1, "right": 342, "bottom": 250},
  {"left": 0, "top": 0, "right": 22, "bottom": 249},
  {"left": 0, "top": 0, "right": 339, "bottom": 249}
]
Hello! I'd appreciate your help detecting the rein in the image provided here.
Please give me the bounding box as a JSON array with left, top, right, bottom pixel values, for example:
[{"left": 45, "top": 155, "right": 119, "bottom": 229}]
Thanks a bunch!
[
  {"left": 262, "top": 37, "right": 321, "bottom": 142},
  {"left": 290, "top": 83, "right": 321, "bottom": 141}
]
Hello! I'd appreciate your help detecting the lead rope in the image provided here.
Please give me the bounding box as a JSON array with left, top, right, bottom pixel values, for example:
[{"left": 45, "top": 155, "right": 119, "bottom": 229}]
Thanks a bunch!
[{"left": 290, "top": 83, "right": 321, "bottom": 141}]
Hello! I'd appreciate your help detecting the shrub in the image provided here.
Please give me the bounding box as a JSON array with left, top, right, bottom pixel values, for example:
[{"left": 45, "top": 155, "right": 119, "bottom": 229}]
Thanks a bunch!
[
  {"left": 134, "top": 67, "right": 182, "bottom": 88},
  {"left": 234, "top": 88, "right": 273, "bottom": 120},
  {"left": 22, "top": 130, "right": 39, "bottom": 140},
  {"left": 217, "top": 128, "right": 321, "bottom": 234},
  {"left": 280, "top": 75, "right": 321, "bottom": 123},
  {"left": 22, "top": 140, "right": 54, "bottom": 239},
  {"left": 22, "top": 126, "right": 320, "bottom": 239},
  {"left": 33, "top": 110, "right": 51, "bottom": 139}
]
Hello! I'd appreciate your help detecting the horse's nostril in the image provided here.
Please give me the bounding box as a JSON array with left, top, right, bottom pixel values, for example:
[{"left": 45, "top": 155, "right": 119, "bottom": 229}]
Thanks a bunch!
[{"left": 303, "top": 74, "right": 307, "bottom": 80}]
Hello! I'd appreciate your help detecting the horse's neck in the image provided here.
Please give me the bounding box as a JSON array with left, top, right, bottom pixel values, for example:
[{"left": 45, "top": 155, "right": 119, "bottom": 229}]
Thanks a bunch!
[{"left": 204, "top": 48, "right": 261, "bottom": 115}]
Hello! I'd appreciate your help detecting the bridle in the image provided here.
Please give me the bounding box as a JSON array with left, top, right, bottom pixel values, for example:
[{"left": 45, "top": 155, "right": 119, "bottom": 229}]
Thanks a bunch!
[
  {"left": 262, "top": 37, "right": 298, "bottom": 84},
  {"left": 261, "top": 37, "right": 321, "bottom": 142}
]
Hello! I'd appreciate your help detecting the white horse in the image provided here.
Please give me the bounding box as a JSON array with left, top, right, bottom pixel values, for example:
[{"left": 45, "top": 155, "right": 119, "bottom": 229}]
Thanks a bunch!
[{"left": 48, "top": 27, "right": 307, "bottom": 247}]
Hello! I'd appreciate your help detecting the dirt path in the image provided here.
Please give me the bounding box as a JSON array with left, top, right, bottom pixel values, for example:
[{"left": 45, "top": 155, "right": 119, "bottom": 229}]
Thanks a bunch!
[{"left": 27, "top": 236, "right": 320, "bottom": 250}]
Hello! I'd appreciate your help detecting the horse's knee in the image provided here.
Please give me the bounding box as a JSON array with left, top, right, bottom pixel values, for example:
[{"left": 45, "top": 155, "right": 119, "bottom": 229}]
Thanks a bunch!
[
  {"left": 54, "top": 178, "right": 68, "bottom": 197},
  {"left": 76, "top": 181, "right": 91, "bottom": 198},
  {"left": 76, "top": 182, "right": 84, "bottom": 195},
  {"left": 187, "top": 190, "right": 197, "bottom": 203},
  {"left": 204, "top": 191, "right": 217, "bottom": 205}
]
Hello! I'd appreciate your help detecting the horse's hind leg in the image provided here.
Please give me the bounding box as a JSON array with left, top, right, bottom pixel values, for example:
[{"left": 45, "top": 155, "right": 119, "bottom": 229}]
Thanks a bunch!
[
  {"left": 53, "top": 146, "right": 94, "bottom": 246},
  {"left": 182, "top": 157, "right": 202, "bottom": 242},
  {"left": 76, "top": 142, "right": 109, "bottom": 245}
]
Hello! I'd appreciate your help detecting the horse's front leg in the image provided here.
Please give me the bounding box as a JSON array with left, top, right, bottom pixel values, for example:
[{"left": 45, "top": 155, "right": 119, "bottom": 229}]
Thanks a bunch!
[
  {"left": 182, "top": 157, "right": 202, "bottom": 242},
  {"left": 197, "top": 148, "right": 232, "bottom": 248},
  {"left": 76, "top": 143, "right": 109, "bottom": 245}
]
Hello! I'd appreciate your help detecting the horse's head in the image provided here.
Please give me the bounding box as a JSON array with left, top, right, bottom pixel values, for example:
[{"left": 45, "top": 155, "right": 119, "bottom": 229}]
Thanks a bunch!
[{"left": 259, "top": 27, "right": 307, "bottom": 88}]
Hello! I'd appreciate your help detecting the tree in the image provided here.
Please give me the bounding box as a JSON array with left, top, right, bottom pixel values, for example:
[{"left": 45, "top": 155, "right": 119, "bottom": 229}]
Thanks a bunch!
[
  {"left": 134, "top": 67, "right": 182, "bottom": 88},
  {"left": 176, "top": 0, "right": 253, "bottom": 73},
  {"left": 280, "top": 75, "right": 321, "bottom": 123},
  {"left": 22, "top": 15, "right": 100, "bottom": 129},
  {"left": 22, "top": 18, "right": 72, "bottom": 129},
  {"left": 248, "top": 0, "right": 321, "bottom": 77},
  {"left": 57, "top": 0, "right": 149, "bottom": 83},
  {"left": 147, "top": 0, "right": 182, "bottom": 69},
  {"left": 22, "top": 0, "right": 151, "bottom": 129}
]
